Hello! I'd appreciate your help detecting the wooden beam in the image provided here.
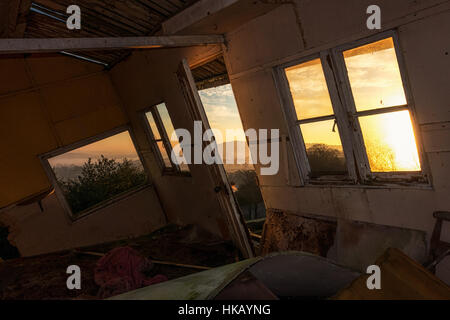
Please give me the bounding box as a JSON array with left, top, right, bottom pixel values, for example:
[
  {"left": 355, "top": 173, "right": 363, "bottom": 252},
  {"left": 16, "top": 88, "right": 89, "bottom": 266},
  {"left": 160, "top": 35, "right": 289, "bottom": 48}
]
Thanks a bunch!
[
  {"left": 162, "top": 0, "right": 239, "bottom": 35},
  {"left": 0, "top": 35, "right": 225, "bottom": 54}
]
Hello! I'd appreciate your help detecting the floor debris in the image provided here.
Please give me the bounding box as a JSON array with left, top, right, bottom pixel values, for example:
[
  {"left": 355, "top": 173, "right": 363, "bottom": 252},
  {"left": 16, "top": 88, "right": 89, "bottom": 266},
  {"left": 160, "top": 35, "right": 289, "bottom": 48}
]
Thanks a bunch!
[{"left": 0, "top": 225, "right": 240, "bottom": 300}]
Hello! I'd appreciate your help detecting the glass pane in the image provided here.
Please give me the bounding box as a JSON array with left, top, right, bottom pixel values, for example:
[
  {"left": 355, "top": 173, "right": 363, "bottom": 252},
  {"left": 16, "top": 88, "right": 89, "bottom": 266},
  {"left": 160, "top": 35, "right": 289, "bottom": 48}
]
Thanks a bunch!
[
  {"left": 285, "top": 58, "right": 334, "bottom": 120},
  {"left": 300, "top": 119, "right": 347, "bottom": 175},
  {"left": 157, "top": 141, "right": 172, "bottom": 168},
  {"left": 155, "top": 103, "right": 190, "bottom": 172},
  {"left": 48, "top": 131, "right": 147, "bottom": 216},
  {"left": 359, "top": 110, "right": 420, "bottom": 172},
  {"left": 145, "top": 111, "right": 161, "bottom": 140},
  {"left": 343, "top": 37, "right": 407, "bottom": 111},
  {"left": 157, "top": 103, "right": 177, "bottom": 142}
]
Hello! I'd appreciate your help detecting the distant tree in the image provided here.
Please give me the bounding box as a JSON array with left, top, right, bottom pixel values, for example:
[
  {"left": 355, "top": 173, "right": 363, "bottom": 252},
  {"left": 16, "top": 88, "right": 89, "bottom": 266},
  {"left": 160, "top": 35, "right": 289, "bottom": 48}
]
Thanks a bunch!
[
  {"left": 57, "top": 156, "right": 147, "bottom": 215},
  {"left": 306, "top": 144, "right": 346, "bottom": 174}
]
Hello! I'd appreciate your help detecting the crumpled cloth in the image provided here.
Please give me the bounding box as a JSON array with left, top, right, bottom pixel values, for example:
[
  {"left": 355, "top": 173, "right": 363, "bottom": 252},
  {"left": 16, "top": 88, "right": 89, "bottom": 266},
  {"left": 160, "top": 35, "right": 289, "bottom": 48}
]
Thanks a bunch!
[{"left": 94, "top": 246, "right": 168, "bottom": 298}]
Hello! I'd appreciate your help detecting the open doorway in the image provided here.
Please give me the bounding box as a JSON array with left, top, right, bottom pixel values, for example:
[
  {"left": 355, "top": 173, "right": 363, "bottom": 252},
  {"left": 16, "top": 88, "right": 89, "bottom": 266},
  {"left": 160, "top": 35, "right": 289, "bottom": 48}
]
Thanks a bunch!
[{"left": 191, "top": 56, "right": 267, "bottom": 239}]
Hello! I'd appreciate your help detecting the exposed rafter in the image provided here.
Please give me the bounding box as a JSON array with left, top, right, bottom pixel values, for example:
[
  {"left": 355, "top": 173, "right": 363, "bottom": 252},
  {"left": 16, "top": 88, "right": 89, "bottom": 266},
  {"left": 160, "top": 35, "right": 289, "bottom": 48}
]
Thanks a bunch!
[{"left": 0, "top": 34, "right": 224, "bottom": 54}]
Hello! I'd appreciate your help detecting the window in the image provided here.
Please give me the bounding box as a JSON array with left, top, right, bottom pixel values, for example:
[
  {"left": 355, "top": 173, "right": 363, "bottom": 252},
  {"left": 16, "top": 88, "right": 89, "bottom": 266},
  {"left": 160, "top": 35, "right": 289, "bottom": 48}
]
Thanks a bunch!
[
  {"left": 144, "top": 102, "right": 190, "bottom": 174},
  {"left": 43, "top": 129, "right": 148, "bottom": 219},
  {"left": 278, "top": 32, "right": 427, "bottom": 185},
  {"left": 342, "top": 37, "right": 420, "bottom": 173},
  {"left": 285, "top": 59, "right": 347, "bottom": 178}
]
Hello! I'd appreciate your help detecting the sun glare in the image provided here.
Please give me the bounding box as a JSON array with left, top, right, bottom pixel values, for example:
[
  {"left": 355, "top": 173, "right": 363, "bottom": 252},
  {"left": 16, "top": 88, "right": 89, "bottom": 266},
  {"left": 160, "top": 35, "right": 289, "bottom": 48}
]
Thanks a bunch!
[{"left": 359, "top": 110, "right": 421, "bottom": 172}]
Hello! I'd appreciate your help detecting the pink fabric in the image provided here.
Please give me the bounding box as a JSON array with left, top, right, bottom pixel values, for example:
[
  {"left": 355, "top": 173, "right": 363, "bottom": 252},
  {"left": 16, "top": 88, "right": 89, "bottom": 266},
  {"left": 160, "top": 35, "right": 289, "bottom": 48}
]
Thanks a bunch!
[{"left": 94, "top": 246, "right": 168, "bottom": 298}]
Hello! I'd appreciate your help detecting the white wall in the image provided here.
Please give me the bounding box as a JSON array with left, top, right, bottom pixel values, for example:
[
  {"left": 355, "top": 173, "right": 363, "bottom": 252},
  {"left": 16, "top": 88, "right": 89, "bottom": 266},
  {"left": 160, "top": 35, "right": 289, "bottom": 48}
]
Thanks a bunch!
[
  {"left": 220, "top": 0, "right": 450, "bottom": 270},
  {"left": 1, "top": 186, "right": 166, "bottom": 257}
]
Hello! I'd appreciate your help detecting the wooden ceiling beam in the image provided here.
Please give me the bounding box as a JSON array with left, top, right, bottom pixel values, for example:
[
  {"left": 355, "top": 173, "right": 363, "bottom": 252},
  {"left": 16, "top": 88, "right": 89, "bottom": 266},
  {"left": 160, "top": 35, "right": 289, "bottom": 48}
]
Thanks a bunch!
[{"left": 0, "top": 34, "right": 224, "bottom": 54}]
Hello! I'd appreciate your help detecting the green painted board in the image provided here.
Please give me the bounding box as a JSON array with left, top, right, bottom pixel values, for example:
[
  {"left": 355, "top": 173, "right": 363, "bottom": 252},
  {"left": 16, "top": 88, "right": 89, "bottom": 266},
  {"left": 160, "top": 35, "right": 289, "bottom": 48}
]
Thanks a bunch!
[{"left": 109, "top": 257, "right": 262, "bottom": 300}]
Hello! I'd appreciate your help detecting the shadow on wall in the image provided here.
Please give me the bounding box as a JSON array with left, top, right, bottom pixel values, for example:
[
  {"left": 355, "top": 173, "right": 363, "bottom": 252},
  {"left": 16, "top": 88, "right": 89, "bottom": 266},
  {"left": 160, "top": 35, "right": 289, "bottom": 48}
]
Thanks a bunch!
[
  {"left": 0, "top": 224, "right": 20, "bottom": 260},
  {"left": 228, "top": 169, "right": 266, "bottom": 221}
]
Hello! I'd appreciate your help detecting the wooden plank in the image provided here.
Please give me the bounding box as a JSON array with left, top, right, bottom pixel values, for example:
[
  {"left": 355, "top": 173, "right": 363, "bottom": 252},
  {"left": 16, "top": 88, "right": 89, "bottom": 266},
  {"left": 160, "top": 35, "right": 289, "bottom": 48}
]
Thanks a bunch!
[{"left": 0, "top": 34, "right": 224, "bottom": 54}]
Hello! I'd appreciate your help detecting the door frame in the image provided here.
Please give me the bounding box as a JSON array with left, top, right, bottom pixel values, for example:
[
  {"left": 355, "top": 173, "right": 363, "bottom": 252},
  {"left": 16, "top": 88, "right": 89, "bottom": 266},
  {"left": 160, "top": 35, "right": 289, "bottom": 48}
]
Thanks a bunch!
[{"left": 176, "top": 58, "right": 254, "bottom": 258}]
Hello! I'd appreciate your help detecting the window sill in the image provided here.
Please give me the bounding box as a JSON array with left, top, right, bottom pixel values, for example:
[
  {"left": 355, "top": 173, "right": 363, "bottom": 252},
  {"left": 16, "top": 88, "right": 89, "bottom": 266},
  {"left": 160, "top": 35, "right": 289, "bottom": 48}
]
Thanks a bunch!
[{"left": 298, "top": 181, "right": 433, "bottom": 191}]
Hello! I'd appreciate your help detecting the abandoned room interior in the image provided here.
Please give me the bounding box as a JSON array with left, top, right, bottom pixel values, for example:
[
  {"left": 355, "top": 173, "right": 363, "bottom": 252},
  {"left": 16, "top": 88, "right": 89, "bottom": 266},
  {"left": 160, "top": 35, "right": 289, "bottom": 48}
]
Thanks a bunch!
[{"left": 0, "top": 0, "right": 449, "bottom": 300}]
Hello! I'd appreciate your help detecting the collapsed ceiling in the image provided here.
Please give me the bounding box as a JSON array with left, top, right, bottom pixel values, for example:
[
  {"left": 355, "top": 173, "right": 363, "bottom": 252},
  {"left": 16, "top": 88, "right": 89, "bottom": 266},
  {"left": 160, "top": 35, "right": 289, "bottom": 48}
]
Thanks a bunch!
[{"left": 1, "top": 0, "right": 199, "bottom": 66}]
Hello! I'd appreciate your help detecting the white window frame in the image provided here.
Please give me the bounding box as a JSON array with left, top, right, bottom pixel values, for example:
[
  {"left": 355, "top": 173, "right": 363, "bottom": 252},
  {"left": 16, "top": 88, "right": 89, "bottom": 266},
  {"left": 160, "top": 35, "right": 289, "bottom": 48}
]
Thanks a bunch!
[
  {"left": 275, "top": 30, "right": 430, "bottom": 187},
  {"left": 141, "top": 102, "right": 191, "bottom": 176},
  {"left": 39, "top": 126, "right": 150, "bottom": 221}
]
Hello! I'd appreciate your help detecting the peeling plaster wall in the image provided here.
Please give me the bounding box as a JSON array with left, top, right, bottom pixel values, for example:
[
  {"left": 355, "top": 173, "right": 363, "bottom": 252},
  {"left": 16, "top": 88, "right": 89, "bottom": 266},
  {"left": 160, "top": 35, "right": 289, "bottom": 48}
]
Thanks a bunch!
[
  {"left": 0, "top": 55, "right": 167, "bottom": 256},
  {"left": 220, "top": 1, "right": 450, "bottom": 270}
]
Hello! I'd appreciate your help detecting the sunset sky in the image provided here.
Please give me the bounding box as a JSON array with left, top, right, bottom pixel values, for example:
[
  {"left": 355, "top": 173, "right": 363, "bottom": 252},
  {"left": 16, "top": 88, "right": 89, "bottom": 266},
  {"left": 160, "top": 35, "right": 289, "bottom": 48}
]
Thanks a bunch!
[
  {"left": 49, "top": 38, "right": 420, "bottom": 173},
  {"left": 48, "top": 131, "right": 140, "bottom": 167},
  {"left": 199, "top": 84, "right": 247, "bottom": 143},
  {"left": 285, "top": 37, "right": 420, "bottom": 172}
]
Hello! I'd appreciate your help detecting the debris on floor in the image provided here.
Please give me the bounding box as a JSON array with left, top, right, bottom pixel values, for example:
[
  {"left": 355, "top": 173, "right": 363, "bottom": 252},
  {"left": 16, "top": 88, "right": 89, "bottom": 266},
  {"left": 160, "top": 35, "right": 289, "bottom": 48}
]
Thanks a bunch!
[
  {"left": 110, "top": 251, "right": 360, "bottom": 300},
  {"left": 0, "top": 224, "right": 240, "bottom": 300},
  {"left": 95, "top": 246, "right": 167, "bottom": 299}
]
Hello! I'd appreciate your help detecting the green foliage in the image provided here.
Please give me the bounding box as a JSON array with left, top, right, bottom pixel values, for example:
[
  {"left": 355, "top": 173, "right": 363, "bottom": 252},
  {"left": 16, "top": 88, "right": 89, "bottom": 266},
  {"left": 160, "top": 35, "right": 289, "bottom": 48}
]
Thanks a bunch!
[
  {"left": 306, "top": 144, "right": 347, "bottom": 175},
  {"left": 57, "top": 156, "right": 147, "bottom": 216}
]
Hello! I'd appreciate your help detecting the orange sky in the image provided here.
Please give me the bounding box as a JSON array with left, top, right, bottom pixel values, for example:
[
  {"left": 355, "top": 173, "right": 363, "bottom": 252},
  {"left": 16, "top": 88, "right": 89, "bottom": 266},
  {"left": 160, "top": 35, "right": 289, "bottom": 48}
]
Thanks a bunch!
[
  {"left": 48, "top": 131, "right": 140, "bottom": 167},
  {"left": 49, "top": 38, "right": 420, "bottom": 172},
  {"left": 285, "top": 37, "right": 420, "bottom": 172}
]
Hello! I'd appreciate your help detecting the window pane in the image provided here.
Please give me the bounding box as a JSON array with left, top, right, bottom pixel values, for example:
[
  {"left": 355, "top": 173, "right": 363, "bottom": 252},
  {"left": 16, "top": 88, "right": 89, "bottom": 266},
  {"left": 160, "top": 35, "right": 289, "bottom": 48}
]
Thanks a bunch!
[
  {"left": 145, "top": 112, "right": 161, "bottom": 140},
  {"left": 147, "top": 103, "right": 189, "bottom": 172},
  {"left": 157, "top": 103, "right": 177, "bottom": 142},
  {"left": 285, "top": 58, "right": 334, "bottom": 120},
  {"left": 300, "top": 119, "right": 347, "bottom": 175},
  {"left": 359, "top": 110, "right": 420, "bottom": 172},
  {"left": 157, "top": 141, "right": 172, "bottom": 168},
  {"left": 48, "top": 131, "right": 147, "bottom": 216},
  {"left": 343, "top": 37, "right": 407, "bottom": 111}
]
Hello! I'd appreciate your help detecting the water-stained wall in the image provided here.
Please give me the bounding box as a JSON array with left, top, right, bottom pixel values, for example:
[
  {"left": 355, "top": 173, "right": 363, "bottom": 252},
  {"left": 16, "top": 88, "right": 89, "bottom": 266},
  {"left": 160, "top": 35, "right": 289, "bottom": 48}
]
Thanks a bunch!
[{"left": 217, "top": 1, "right": 450, "bottom": 272}]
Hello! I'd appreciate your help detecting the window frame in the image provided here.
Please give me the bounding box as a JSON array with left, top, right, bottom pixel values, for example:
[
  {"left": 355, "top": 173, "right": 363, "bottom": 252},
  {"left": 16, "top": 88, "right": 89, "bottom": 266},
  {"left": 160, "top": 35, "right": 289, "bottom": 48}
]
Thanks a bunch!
[
  {"left": 39, "top": 126, "right": 151, "bottom": 221},
  {"left": 275, "top": 53, "right": 358, "bottom": 185},
  {"left": 141, "top": 102, "right": 191, "bottom": 177},
  {"left": 275, "top": 30, "right": 430, "bottom": 187}
]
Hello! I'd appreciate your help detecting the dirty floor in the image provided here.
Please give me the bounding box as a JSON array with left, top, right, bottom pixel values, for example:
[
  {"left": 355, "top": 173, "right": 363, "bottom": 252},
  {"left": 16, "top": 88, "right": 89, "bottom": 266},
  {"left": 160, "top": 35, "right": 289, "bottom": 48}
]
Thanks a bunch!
[{"left": 0, "top": 225, "right": 241, "bottom": 300}]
